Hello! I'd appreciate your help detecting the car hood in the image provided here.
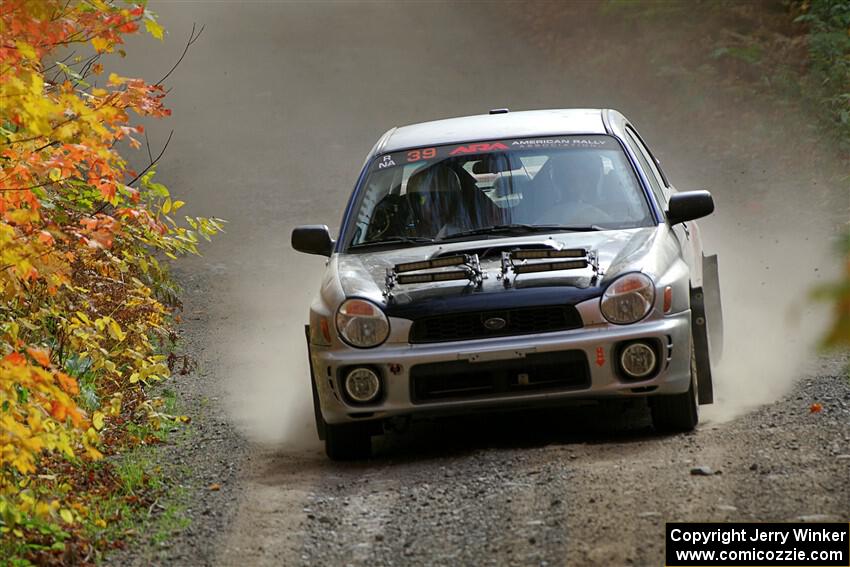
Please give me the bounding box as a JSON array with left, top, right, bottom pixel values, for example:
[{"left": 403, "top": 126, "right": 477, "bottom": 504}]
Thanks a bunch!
[{"left": 335, "top": 227, "right": 662, "bottom": 317}]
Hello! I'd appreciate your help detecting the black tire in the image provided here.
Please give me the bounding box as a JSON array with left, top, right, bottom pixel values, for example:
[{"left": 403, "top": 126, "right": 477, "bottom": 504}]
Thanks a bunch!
[
  {"left": 325, "top": 422, "right": 372, "bottom": 461},
  {"left": 650, "top": 333, "right": 699, "bottom": 432}
]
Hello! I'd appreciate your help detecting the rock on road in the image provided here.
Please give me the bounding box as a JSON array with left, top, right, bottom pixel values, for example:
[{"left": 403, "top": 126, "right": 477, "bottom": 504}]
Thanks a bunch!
[{"left": 107, "top": 2, "right": 849, "bottom": 566}]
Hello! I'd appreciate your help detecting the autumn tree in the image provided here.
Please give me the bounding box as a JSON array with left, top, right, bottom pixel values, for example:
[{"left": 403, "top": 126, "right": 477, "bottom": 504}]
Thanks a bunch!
[{"left": 0, "top": 0, "right": 220, "bottom": 561}]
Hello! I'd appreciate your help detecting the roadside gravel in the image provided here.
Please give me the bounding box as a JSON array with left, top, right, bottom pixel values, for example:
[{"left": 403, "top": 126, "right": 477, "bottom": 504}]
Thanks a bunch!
[{"left": 104, "top": 268, "right": 249, "bottom": 567}]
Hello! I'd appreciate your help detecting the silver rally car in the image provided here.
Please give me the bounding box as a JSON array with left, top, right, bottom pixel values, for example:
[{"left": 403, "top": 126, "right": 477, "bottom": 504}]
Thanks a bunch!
[{"left": 293, "top": 108, "right": 723, "bottom": 460}]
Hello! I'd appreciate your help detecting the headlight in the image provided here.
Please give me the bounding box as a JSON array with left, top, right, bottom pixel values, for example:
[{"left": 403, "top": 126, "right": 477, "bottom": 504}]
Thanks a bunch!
[
  {"left": 336, "top": 299, "right": 390, "bottom": 348},
  {"left": 600, "top": 273, "right": 655, "bottom": 324}
]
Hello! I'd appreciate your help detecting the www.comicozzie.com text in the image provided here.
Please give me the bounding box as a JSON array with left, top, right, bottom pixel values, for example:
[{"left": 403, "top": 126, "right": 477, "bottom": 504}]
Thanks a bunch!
[{"left": 670, "top": 527, "right": 848, "bottom": 546}]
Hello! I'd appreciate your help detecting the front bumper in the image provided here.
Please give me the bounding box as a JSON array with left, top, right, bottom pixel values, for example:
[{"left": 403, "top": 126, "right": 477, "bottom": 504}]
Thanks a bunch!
[{"left": 311, "top": 310, "right": 692, "bottom": 425}]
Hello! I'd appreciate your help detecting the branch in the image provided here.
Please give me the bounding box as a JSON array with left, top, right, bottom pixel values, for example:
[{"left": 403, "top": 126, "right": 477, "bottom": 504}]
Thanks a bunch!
[
  {"left": 34, "top": 140, "right": 60, "bottom": 152},
  {"left": 0, "top": 177, "right": 70, "bottom": 192},
  {"left": 155, "top": 23, "right": 204, "bottom": 87},
  {"left": 42, "top": 50, "right": 77, "bottom": 74},
  {"left": 92, "top": 130, "right": 173, "bottom": 216},
  {"left": 35, "top": 13, "right": 146, "bottom": 50},
  {"left": 144, "top": 131, "right": 154, "bottom": 163},
  {"left": 127, "top": 130, "right": 172, "bottom": 187},
  {"left": 79, "top": 53, "right": 102, "bottom": 80}
]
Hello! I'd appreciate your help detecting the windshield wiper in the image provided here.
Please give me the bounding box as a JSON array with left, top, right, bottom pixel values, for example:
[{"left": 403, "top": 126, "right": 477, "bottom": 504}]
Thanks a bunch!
[
  {"left": 349, "top": 236, "right": 437, "bottom": 250},
  {"left": 440, "top": 224, "right": 601, "bottom": 241}
]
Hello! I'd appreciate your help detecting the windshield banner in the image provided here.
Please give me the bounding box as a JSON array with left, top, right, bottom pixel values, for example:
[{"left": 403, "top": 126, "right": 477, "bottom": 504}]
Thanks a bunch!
[{"left": 372, "top": 135, "right": 619, "bottom": 171}]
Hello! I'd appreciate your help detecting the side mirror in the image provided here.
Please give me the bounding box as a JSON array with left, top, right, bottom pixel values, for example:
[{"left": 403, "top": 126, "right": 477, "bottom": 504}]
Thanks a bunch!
[
  {"left": 666, "top": 190, "right": 715, "bottom": 225},
  {"left": 292, "top": 225, "right": 335, "bottom": 257}
]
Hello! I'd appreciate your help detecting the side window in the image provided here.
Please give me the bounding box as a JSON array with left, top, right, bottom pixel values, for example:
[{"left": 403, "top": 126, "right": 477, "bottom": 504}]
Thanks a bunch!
[
  {"left": 399, "top": 163, "right": 426, "bottom": 194},
  {"left": 625, "top": 129, "right": 667, "bottom": 209},
  {"left": 626, "top": 126, "right": 669, "bottom": 187}
]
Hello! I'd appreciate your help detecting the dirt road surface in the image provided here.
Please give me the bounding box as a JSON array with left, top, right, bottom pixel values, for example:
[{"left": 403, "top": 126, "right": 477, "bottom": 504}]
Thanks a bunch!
[{"left": 106, "top": 2, "right": 849, "bottom": 566}]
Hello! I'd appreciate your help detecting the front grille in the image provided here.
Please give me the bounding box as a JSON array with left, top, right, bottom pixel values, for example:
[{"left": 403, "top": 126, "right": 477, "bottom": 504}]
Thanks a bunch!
[
  {"left": 409, "top": 305, "right": 582, "bottom": 344},
  {"left": 410, "top": 351, "right": 590, "bottom": 403}
]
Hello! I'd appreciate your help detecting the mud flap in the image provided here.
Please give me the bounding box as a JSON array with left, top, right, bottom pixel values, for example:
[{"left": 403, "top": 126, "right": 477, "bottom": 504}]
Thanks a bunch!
[
  {"left": 702, "top": 254, "right": 724, "bottom": 364},
  {"left": 690, "top": 288, "right": 714, "bottom": 405},
  {"left": 305, "top": 325, "right": 326, "bottom": 440}
]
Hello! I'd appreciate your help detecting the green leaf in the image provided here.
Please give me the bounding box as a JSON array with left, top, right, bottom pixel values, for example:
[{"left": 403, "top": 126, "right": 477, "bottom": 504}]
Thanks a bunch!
[
  {"left": 79, "top": 382, "right": 99, "bottom": 411},
  {"left": 16, "top": 385, "right": 28, "bottom": 404}
]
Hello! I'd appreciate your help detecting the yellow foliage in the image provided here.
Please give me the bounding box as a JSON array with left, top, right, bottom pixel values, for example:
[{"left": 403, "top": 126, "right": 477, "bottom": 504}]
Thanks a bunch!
[{"left": 0, "top": 0, "right": 222, "bottom": 557}]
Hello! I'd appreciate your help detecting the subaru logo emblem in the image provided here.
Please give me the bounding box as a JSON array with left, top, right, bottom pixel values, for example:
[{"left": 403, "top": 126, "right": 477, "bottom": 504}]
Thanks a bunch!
[{"left": 483, "top": 317, "right": 507, "bottom": 331}]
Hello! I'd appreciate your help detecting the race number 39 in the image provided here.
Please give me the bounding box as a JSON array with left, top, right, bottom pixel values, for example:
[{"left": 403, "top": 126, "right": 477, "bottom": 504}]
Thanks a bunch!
[{"left": 406, "top": 148, "right": 436, "bottom": 161}]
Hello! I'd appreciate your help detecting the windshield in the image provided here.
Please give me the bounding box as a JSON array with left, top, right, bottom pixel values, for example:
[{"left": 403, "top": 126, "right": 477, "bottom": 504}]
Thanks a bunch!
[{"left": 344, "top": 135, "right": 653, "bottom": 250}]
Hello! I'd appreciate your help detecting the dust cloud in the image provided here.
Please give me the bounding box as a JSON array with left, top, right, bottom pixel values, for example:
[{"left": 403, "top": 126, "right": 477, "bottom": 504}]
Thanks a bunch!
[
  {"left": 220, "top": 252, "right": 324, "bottom": 450},
  {"left": 701, "top": 198, "right": 839, "bottom": 422}
]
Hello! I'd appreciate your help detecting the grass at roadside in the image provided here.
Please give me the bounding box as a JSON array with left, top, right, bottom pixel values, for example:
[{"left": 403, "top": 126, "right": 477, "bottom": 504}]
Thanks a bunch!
[
  {"left": 0, "top": 387, "right": 193, "bottom": 565},
  {"left": 793, "top": 0, "right": 850, "bottom": 150}
]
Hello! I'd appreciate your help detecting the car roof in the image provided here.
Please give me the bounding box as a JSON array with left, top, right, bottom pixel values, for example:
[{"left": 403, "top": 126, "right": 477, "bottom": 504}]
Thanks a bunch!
[{"left": 379, "top": 108, "right": 610, "bottom": 154}]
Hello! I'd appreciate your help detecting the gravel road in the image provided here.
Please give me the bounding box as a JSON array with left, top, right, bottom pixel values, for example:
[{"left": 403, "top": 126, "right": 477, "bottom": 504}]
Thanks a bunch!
[
  {"left": 219, "top": 370, "right": 850, "bottom": 567},
  {"left": 105, "top": 2, "right": 849, "bottom": 566}
]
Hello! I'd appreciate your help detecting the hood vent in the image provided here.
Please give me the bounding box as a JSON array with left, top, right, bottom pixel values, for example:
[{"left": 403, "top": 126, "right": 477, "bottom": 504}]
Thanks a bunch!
[{"left": 433, "top": 243, "right": 557, "bottom": 260}]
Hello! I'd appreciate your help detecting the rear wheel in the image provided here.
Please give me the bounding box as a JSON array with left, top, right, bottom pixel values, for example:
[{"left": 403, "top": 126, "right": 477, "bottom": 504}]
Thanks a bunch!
[
  {"left": 325, "top": 422, "right": 373, "bottom": 461},
  {"left": 650, "top": 333, "right": 699, "bottom": 432}
]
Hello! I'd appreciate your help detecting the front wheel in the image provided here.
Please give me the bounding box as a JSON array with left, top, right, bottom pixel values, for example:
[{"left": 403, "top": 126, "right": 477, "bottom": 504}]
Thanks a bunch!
[
  {"left": 325, "top": 422, "right": 373, "bottom": 461},
  {"left": 650, "top": 335, "right": 699, "bottom": 432}
]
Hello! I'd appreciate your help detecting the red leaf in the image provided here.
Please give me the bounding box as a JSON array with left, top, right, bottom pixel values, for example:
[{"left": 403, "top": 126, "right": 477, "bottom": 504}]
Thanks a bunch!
[{"left": 3, "top": 352, "right": 26, "bottom": 366}]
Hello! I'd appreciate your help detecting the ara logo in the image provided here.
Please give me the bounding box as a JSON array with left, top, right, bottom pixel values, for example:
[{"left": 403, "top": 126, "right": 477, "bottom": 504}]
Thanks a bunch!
[
  {"left": 449, "top": 142, "right": 509, "bottom": 156},
  {"left": 378, "top": 155, "right": 396, "bottom": 169},
  {"left": 483, "top": 316, "right": 507, "bottom": 331}
]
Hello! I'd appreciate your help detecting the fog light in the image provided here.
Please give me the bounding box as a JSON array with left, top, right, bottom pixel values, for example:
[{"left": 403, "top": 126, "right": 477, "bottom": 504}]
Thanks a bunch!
[
  {"left": 344, "top": 367, "right": 381, "bottom": 403},
  {"left": 619, "top": 342, "right": 657, "bottom": 379}
]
